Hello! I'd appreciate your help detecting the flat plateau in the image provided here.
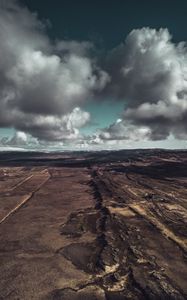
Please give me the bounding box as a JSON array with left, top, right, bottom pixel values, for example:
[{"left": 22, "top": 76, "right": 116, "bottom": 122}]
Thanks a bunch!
[{"left": 0, "top": 149, "right": 187, "bottom": 299}]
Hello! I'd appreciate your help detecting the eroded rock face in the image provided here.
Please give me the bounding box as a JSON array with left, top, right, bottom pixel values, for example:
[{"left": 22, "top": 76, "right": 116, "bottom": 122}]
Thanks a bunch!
[
  {"left": 57, "top": 166, "right": 187, "bottom": 299},
  {"left": 0, "top": 150, "right": 187, "bottom": 299}
]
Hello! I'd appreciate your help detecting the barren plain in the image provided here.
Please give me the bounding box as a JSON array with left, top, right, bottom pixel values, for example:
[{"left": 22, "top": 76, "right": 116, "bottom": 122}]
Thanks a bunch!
[{"left": 0, "top": 149, "right": 187, "bottom": 299}]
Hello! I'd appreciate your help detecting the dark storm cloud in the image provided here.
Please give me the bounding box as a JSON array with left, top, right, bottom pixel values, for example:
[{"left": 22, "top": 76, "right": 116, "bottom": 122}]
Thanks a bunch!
[
  {"left": 98, "top": 28, "right": 187, "bottom": 142},
  {"left": 1, "top": 1, "right": 187, "bottom": 147},
  {"left": 0, "top": 0, "right": 109, "bottom": 142}
]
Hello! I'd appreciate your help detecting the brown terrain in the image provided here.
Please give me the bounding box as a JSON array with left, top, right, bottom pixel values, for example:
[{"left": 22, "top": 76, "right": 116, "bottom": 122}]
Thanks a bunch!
[{"left": 0, "top": 149, "right": 187, "bottom": 300}]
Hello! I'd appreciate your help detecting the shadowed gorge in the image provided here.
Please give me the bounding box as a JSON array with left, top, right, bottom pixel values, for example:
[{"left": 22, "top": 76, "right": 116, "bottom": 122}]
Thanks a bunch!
[{"left": 0, "top": 149, "right": 187, "bottom": 299}]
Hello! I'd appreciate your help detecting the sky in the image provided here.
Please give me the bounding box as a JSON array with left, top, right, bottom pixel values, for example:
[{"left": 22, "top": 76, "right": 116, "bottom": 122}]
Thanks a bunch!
[{"left": 0, "top": 0, "right": 187, "bottom": 150}]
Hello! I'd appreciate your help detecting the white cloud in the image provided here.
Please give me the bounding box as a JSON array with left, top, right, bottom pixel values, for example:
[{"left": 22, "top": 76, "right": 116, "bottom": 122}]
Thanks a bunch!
[
  {"left": 99, "top": 120, "right": 151, "bottom": 141},
  {"left": 9, "top": 131, "right": 28, "bottom": 145}
]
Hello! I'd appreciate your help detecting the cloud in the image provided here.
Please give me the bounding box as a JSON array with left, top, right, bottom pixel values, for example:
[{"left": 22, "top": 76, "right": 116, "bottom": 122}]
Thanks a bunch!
[
  {"left": 0, "top": 0, "right": 109, "bottom": 143},
  {"left": 0, "top": 130, "right": 38, "bottom": 148},
  {"left": 8, "top": 131, "right": 28, "bottom": 146},
  {"left": 0, "top": 1, "right": 187, "bottom": 149},
  {"left": 17, "top": 107, "right": 91, "bottom": 142},
  {"left": 100, "top": 27, "right": 187, "bottom": 142},
  {"left": 98, "top": 119, "right": 151, "bottom": 141},
  {"left": 0, "top": 106, "right": 90, "bottom": 144}
]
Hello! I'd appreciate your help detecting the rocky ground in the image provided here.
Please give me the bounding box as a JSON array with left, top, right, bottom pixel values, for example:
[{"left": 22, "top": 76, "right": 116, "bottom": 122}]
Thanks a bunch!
[{"left": 0, "top": 150, "right": 187, "bottom": 299}]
